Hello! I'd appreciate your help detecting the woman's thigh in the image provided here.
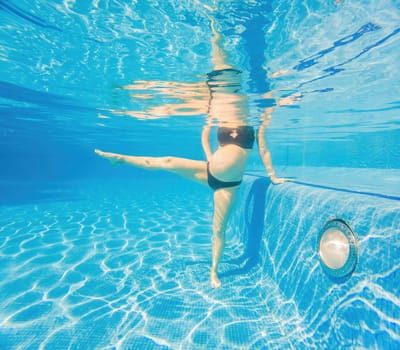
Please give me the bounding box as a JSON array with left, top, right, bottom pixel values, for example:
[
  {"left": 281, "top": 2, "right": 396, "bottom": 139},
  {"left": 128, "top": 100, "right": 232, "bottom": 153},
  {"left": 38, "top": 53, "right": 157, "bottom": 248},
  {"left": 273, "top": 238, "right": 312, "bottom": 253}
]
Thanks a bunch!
[{"left": 164, "top": 157, "right": 208, "bottom": 184}]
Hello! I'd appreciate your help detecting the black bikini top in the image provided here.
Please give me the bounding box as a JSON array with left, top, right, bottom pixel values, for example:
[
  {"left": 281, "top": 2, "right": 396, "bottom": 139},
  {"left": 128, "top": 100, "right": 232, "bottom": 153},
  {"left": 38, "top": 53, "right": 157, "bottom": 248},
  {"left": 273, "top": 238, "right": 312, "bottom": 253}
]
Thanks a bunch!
[{"left": 217, "top": 126, "right": 255, "bottom": 149}]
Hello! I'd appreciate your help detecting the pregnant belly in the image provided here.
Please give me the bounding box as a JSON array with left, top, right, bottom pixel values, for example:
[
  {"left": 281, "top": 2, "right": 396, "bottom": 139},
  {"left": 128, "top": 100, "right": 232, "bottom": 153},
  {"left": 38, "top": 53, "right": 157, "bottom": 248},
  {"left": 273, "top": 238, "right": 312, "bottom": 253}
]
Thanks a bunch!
[{"left": 209, "top": 145, "right": 250, "bottom": 181}]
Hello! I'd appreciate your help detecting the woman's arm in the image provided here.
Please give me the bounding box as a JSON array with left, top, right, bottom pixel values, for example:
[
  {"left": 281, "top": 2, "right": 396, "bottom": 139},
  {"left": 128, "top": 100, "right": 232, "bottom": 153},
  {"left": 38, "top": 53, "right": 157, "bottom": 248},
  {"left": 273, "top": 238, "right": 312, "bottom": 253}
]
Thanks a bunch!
[
  {"left": 201, "top": 125, "right": 213, "bottom": 161},
  {"left": 257, "top": 110, "right": 286, "bottom": 184}
]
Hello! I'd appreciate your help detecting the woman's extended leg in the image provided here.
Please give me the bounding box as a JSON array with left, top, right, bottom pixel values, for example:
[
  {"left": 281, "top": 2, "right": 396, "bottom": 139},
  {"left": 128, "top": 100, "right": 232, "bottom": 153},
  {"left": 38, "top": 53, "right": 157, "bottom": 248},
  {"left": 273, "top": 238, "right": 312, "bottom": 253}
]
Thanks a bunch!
[
  {"left": 210, "top": 186, "right": 239, "bottom": 288},
  {"left": 95, "top": 149, "right": 207, "bottom": 184}
]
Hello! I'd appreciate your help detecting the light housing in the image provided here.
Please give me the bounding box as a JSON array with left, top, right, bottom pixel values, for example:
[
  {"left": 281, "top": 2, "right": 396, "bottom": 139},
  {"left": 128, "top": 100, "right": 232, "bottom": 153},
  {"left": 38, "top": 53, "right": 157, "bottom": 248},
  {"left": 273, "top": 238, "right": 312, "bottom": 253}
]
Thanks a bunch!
[{"left": 318, "top": 219, "right": 358, "bottom": 280}]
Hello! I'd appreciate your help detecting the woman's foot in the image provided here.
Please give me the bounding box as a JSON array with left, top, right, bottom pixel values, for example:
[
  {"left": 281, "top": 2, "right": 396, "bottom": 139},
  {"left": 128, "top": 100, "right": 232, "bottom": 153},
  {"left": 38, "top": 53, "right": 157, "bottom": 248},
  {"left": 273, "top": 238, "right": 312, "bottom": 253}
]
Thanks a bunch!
[
  {"left": 210, "top": 270, "right": 221, "bottom": 288},
  {"left": 94, "top": 149, "right": 124, "bottom": 165}
]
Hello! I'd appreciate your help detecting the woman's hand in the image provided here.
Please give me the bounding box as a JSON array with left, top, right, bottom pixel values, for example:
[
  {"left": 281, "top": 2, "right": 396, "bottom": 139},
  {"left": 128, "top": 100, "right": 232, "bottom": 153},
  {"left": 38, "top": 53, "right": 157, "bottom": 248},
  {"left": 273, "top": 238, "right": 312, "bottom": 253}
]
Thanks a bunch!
[{"left": 270, "top": 175, "right": 288, "bottom": 185}]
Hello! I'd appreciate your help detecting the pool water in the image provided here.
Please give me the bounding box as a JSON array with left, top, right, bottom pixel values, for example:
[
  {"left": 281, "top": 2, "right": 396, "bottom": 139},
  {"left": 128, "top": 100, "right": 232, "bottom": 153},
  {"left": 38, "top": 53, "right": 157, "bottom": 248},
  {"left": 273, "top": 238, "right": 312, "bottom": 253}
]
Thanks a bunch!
[
  {"left": 1, "top": 0, "right": 400, "bottom": 349},
  {"left": 1, "top": 176, "right": 399, "bottom": 349},
  {"left": 0, "top": 179, "right": 298, "bottom": 349}
]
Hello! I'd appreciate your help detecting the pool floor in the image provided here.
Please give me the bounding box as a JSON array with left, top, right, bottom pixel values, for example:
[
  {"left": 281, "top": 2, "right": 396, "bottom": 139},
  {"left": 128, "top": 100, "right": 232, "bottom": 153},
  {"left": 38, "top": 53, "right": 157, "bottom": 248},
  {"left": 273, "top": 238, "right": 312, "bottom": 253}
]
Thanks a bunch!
[{"left": 0, "top": 179, "right": 303, "bottom": 350}]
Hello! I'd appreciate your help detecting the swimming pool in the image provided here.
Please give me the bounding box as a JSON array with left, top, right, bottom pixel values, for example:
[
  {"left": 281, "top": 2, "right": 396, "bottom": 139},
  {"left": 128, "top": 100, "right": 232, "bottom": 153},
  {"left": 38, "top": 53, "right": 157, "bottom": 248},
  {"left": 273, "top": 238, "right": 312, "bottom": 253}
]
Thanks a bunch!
[{"left": 1, "top": 0, "right": 399, "bottom": 349}]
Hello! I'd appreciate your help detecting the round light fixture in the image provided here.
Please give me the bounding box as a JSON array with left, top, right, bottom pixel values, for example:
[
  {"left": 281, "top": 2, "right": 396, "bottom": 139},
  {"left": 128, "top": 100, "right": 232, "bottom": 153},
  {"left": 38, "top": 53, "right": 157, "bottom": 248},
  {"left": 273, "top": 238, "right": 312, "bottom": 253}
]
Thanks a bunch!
[{"left": 318, "top": 219, "right": 358, "bottom": 279}]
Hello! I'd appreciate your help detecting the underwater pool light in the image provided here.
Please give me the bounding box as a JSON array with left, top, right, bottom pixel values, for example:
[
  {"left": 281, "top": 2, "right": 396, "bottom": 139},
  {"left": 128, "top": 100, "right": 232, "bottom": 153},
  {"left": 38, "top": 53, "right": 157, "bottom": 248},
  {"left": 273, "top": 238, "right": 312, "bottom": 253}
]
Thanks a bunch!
[{"left": 318, "top": 219, "right": 358, "bottom": 279}]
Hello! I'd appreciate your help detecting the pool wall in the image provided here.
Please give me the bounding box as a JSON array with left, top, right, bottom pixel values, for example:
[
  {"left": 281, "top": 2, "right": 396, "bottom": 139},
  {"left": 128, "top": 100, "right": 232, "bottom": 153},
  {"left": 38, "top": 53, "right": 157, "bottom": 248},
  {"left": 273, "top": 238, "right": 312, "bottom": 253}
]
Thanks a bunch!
[{"left": 232, "top": 176, "right": 400, "bottom": 349}]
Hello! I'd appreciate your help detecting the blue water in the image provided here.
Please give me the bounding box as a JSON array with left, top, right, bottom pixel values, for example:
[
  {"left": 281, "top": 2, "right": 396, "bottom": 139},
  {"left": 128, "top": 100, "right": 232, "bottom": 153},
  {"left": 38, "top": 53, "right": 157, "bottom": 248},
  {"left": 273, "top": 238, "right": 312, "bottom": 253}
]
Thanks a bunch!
[{"left": 1, "top": 0, "right": 400, "bottom": 349}]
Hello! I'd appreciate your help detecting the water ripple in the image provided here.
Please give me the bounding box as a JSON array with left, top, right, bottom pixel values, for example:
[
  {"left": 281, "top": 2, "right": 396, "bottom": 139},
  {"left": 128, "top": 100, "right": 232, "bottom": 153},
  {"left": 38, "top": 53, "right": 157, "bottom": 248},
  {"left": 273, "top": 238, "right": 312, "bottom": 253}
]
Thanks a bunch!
[{"left": 0, "top": 180, "right": 304, "bottom": 349}]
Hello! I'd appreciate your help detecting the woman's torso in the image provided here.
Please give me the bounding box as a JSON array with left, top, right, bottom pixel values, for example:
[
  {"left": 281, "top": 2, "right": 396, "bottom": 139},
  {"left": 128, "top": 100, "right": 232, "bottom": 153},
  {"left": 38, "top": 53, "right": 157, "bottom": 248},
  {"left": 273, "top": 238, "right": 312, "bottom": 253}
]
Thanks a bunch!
[
  {"left": 209, "top": 125, "right": 255, "bottom": 181},
  {"left": 207, "top": 68, "right": 255, "bottom": 182}
]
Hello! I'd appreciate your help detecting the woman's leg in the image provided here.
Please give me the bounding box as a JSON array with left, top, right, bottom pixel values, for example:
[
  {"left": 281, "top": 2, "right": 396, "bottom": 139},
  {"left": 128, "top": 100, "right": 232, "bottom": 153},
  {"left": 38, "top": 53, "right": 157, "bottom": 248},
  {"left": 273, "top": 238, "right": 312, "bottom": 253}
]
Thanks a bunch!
[
  {"left": 96, "top": 148, "right": 239, "bottom": 288},
  {"left": 210, "top": 186, "right": 239, "bottom": 288},
  {"left": 95, "top": 149, "right": 208, "bottom": 184}
]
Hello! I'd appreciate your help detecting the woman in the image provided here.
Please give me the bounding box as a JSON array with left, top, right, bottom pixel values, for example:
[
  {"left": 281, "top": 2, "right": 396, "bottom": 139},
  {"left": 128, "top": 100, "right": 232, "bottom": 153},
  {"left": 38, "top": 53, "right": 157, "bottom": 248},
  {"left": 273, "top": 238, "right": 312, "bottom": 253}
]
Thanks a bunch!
[{"left": 95, "top": 14, "right": 289, "bottom": 288}]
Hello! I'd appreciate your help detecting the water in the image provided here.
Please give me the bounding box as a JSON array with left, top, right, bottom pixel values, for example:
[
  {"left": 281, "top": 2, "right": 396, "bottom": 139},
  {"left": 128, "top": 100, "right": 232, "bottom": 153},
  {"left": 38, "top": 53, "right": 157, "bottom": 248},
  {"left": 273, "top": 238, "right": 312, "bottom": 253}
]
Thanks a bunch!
[
  {"left": 0, "top": 179, "right": 294, "bottom": 349},
  {"left": 1, "top": 0, "right": 399, "bottom": 349}
]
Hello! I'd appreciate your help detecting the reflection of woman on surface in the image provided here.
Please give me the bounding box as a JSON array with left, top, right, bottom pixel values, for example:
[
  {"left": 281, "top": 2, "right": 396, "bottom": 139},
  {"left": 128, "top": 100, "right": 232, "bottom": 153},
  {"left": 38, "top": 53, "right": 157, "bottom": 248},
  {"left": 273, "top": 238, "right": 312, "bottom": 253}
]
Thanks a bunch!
[{"left": 95, "top": 14, "right": 292, "bottom": 288}]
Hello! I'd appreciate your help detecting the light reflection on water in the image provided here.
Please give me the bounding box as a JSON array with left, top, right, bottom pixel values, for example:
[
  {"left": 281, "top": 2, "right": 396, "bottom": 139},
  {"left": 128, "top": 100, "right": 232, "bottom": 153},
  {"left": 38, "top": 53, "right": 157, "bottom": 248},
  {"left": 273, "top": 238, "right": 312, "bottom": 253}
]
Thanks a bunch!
[
  {"left": 1, "top": 0, "right": 399, "bottom": 167},
  {"left": 106, "top": 73, "right": 280, "bottom": 127},
  {"left": 1, "top": 1, "right": 398, "bottom": 118}
]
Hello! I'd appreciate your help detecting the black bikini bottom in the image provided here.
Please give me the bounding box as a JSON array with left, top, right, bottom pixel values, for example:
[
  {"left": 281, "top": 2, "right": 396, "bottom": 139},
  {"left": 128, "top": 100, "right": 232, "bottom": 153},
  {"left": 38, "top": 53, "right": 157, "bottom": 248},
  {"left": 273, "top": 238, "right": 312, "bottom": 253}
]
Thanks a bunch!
[{"left": 207, "top": 163, "right": 242, "bottom": 191}]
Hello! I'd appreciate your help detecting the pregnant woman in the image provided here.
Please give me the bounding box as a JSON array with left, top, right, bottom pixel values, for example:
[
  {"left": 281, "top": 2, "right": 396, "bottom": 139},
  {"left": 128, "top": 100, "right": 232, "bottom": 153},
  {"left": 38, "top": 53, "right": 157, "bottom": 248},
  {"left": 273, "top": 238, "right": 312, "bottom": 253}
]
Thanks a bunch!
[{"left": 95, "top": 12, "right": 295, "bottom": 288}]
